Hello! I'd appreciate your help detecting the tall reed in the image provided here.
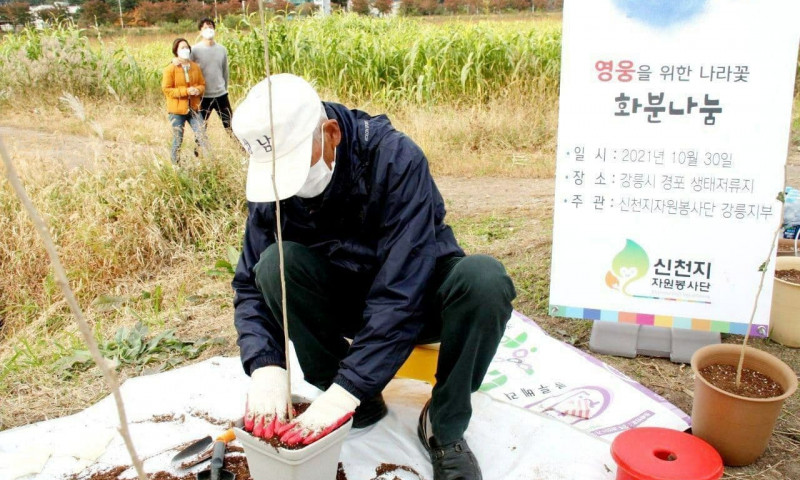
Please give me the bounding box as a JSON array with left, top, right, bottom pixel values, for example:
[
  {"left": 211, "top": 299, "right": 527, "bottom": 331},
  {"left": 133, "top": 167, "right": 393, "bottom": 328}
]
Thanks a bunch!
[{"left": 0, "top": 15, "right": 563, "bottom": 106}]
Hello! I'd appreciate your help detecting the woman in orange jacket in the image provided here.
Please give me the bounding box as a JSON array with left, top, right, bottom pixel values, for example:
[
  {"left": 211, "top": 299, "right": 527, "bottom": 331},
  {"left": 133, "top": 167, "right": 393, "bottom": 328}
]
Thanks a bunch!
[{"left": 162, "top": 38, "right": 206, "bottom": 164}]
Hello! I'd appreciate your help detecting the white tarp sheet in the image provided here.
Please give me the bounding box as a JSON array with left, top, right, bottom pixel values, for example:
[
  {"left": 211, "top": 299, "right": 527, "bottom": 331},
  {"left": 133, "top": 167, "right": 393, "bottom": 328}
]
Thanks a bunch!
[
  {"left": 481, "top": 312, "right": 690, "bottom": 437},
  {"left": 0, "top": 312, "right": 690, "bottom": 480}
]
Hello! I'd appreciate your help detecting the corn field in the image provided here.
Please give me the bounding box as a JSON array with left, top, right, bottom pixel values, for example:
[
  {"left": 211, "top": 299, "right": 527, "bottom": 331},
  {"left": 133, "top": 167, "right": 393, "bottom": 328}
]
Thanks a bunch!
[{"left": 0, "top": 14, "right": 563, "bottom": 106}]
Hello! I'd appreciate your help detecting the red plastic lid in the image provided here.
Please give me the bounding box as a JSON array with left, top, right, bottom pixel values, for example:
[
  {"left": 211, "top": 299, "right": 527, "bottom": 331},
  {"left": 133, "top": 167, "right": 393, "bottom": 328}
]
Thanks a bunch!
[{"left": 611, "top": 427, "right": 723, "bottom": 480}]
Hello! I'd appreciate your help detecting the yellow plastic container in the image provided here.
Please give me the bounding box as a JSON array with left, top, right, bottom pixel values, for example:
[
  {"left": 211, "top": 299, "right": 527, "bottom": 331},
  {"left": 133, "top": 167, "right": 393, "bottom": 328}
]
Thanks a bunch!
[
  {"left": 770, "top": 256, "right": 800, "bottom": 347},
  {"left": 395, "top": 343, "right": 440, "bottom": 385}
]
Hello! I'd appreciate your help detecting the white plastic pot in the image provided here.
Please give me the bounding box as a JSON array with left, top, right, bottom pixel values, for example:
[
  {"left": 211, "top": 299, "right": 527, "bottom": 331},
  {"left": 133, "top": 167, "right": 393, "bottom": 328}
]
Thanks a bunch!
[{"left": 233, "top": 402, "right": 352, "bottom": 480}]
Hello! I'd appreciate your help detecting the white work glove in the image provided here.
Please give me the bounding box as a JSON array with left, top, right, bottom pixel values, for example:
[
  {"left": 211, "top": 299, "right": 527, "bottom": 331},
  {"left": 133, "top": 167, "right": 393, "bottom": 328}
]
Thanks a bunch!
[
  {"left": 244, "top": 366, "right": 290, "bottom": 439},
  {"left": 277, "top": 383, "right": 360, "bottom": 446}
]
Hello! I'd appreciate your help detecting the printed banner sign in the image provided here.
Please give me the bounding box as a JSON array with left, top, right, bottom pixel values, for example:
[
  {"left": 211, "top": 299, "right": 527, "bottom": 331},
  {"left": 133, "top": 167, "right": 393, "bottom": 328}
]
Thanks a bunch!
[{"left": 550, "top": 0, "right": 800, "bottom": 336}]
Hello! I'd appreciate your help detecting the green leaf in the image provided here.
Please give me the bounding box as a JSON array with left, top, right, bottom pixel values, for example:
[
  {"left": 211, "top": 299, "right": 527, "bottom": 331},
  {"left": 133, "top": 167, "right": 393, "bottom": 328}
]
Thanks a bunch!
[
  {"left": 214, "top": 259, "right": 232, "bottom": 269},
  {"left": 92, "top": 295, "right": 127, "bottom": 311},
  {"left": 55, "top": 323, "right": 222, "bottom": 375},
  {"left": 147, "top": 329, "right": 176, "bottom": 351},
  {"left": 227, "top": 246, "right": 240, "bottom": 268},
  {"left": 186, "top": 295, "right": 206, "bottom": 304},
  {"left": 55, "top": 350, "right": 93, "bottom": 373},
  {"left": 151, "top": 285, "right": 163, "bottom": 313}
]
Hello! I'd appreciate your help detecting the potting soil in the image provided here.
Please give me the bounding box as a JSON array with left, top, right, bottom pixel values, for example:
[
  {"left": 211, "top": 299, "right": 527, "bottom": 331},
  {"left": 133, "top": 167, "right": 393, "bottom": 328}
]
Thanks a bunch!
[
  {"left": 699, "top": 364, "right": 785, "bottom": 398},
  {"left": 221, "top": 455, "right": 252, "bottom": 480},
  {"left": 68, "top": 455, "right": 250, "bottom": 480},
  {"left": 67, "top": 466, "right": 128, "bottom": 480},
  {"left": 337, "top": 462, "right": 349, "bottom": 480},
  {"left": 72, "top": 453, "right": 417, "bottom": 480},
  {"left": 775, "top": 268, "right": 800, "bottom": 284},
  {"left": 373, "top": 463, "right": 423, "bottom": 479}
]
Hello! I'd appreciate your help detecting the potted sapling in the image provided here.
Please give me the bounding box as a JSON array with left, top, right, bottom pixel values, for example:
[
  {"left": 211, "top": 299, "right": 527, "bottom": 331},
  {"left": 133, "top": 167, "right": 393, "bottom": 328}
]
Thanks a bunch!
[
  {"left": 770, "top": 189, "right": 800, "bottom": 346},
  {"left": 233, "top": 69, "right": 353, "bottom": 480},
  {"left": 690, "top": 187, "right": 799, "bottom": 466}
]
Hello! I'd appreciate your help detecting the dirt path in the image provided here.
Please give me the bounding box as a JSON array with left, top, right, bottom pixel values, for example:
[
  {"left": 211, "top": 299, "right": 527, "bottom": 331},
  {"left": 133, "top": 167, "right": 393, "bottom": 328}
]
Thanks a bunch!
[
  {"left": 0, "top": 126, "right": 161, "bottom": 171},
  {"left": 3, "top": 126, "right": 799, "bottom": 210}
]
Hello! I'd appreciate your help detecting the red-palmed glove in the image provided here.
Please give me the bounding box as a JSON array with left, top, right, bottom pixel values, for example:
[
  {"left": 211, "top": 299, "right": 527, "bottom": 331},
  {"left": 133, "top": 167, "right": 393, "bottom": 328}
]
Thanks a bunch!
[
  {"left": 277, "top": 383, "right": 359, "bottom": 446},
  {"left": 245, "top": 366, "right": 290, "bottom": 439}
]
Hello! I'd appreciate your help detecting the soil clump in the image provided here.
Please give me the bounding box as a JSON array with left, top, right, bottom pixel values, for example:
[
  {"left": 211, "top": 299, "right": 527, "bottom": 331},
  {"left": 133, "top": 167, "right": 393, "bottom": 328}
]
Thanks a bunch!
[
  {"left": 699, "top": 364, "right": 784, "bottom": 398},
  {"left": 775, "top": 268, "right": 800, "bottom": 284}
]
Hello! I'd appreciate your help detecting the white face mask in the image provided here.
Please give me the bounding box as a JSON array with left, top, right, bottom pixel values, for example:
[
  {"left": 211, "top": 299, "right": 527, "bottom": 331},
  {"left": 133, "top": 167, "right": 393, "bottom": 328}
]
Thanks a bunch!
[
  {"left": 296, "top": 127, "right": 335, "bottom": 198},
  {"left": 177, "top": 48, "right": 191, "bottom": 60},
  {"left": 201, "top": 28, "right": 215, "bottom": 40}
]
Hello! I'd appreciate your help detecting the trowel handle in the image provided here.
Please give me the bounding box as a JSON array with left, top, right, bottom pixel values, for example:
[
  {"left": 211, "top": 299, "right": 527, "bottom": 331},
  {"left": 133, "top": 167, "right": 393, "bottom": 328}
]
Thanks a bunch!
[
  {"left": 210, "top": 440, "right": 225, "bottom": 480},
  {"left": 216, "top": 429, "right": 236, "bottom": 443}
]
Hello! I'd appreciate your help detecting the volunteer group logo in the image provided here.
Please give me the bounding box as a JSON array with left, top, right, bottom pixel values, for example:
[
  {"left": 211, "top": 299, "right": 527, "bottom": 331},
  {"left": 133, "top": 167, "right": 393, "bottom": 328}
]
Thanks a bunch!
[{"left": 605, "top": 239, "right": 650, "bottom": 296}]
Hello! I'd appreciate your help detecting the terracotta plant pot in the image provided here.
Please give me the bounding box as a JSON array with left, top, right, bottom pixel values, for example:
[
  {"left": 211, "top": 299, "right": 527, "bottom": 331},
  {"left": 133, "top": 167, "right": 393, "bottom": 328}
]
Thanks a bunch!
[
  {"left": 233, "top": 396, "right": 353, "bottom": 480},
  {"left": 690, "top": 344, "right": 798, "bottom": 466},
  {"left": 770, "top": 256, "right": 800, "bottom": 347}
]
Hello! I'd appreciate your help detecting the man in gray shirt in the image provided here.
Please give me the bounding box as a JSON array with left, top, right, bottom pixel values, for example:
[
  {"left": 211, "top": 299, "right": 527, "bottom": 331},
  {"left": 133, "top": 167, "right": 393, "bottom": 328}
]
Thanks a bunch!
[{"left": 193, "top": 18, "right": 233, "bottom": 137}]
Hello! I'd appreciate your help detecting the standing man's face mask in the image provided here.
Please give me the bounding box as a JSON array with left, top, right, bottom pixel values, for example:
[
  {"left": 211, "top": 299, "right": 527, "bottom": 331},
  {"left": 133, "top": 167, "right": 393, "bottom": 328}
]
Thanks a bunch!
[
  {"left": 201, "top": 28, "right": 215, "bottom": 40},
  {"left": 296, "top": 125, "right": 335, "bottom": 198}
]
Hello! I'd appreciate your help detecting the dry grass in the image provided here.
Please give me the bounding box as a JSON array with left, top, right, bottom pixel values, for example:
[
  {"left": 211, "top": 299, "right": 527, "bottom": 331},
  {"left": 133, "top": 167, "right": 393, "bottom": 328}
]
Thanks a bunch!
[
  {"left": 395, "top": 90, "right": 558, "bottom": 178},
  {"left": 0, "top": 98, "right": 247, "bottom": 424},
  {"left": 0, "top": 90, "right": 558, "bottom": 178},
  {"left": 0, "top": 257, "right": 237, "bottom": 429}
]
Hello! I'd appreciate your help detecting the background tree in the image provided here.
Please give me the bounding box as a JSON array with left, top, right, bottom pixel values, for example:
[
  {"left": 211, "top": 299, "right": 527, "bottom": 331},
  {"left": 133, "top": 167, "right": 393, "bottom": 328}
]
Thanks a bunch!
[
  {"left": 133, "top": 0, "right": 185, "bottom": 25},
  {"left": 39, "top": 5, "right": 72, "bottom": 24},
  {"left": 418, "top": 0, "right": 437, "bottom": 15},
  {"left": 350, "top": 0, "right": 370, "bottom": 15},
  {"left": 0, "top": 2, "right": 31, "bottom": 25},
  {"left": 265, "top": 0, "right": 294, "bottom": 13},
  {"left": 373, "top": 0, "right": 391, "bottom": 16},
  {"left": 397, "top": 0, "right": 416, "bottom": 14},
  {"left": 295, "top": 1, "right": 317, "bottom": 15},
  {"left": 79, "top": 0, "right": 115, "bottom": 25},
  {"left": 121, "top": 0, "right": 138, "bottom": 12}
]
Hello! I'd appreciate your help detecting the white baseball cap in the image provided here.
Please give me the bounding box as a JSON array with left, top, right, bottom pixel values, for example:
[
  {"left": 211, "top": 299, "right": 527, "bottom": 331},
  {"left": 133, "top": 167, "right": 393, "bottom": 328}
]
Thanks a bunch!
[{"left": 232, "top": 74, "right": 321, "bottom": 202}]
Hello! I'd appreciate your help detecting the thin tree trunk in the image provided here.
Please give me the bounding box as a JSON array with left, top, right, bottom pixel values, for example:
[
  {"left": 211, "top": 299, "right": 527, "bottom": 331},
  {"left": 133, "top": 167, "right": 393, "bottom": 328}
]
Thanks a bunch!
[
  {"left": 0, "top": 137, "right": 147, "bottom": 480},
  {"left": 736, "top": 165, "right": 788, "bottom": 387}
]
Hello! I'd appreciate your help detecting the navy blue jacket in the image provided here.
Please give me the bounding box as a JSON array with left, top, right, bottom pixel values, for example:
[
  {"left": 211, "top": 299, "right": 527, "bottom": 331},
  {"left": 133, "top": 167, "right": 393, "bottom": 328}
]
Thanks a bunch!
[{"left": 232, "top": 102, "right": 464, "bottom": 401}]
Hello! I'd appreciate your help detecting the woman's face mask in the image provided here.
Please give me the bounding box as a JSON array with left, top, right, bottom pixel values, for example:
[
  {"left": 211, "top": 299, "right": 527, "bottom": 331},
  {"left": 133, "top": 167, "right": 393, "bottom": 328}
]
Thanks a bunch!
[
  {"left": 296, "top": 125, "right": 335, "bottom": 199},
  {"left": 177, "top": 48, "right": 191, "bottom": 60}
]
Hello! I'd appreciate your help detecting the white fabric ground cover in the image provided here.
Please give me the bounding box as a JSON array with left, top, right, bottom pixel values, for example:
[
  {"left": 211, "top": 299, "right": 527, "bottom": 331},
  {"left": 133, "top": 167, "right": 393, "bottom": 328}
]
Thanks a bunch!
[{"left": 0, "top": 312, "right": 690, "bottom": 480}]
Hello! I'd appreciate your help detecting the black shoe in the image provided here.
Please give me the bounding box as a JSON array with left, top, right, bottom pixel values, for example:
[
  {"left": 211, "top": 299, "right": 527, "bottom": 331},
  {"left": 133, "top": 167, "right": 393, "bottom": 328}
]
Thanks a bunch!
[
  {"left": 418, "top": 399, "right": 483, "bottom": 480},
  {"left": 352, "top": 393, "right": 388, "bottom": 429}
]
